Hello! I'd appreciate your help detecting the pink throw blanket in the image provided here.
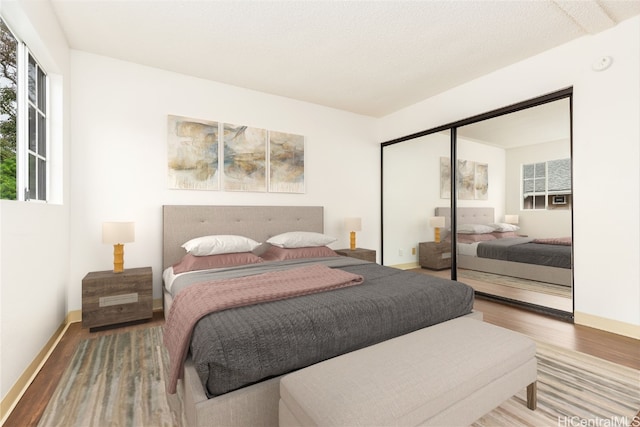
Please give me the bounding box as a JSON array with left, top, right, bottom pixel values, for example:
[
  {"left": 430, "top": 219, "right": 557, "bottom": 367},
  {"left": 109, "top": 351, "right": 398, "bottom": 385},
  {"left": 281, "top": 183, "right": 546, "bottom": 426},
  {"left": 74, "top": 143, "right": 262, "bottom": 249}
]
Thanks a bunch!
[
  {"left": 532, "top": 237, "right": 572, "bottom": 246},
  {"left": 163, "top": 263, "right": 364, "bottom": 393}
]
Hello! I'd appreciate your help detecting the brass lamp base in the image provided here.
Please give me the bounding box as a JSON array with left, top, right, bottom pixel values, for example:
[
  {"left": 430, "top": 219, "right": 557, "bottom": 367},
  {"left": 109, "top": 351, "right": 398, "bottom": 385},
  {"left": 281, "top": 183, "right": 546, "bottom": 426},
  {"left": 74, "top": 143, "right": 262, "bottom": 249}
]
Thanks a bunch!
[
  {"left": 434, "top": 228, "right": 441, "bottom": 244},
  {"left": 350, "top": 231, "right": 357, "bottom": 250},
  {"left": 113, "top": 244, "right": 125, "bottom": 273}
]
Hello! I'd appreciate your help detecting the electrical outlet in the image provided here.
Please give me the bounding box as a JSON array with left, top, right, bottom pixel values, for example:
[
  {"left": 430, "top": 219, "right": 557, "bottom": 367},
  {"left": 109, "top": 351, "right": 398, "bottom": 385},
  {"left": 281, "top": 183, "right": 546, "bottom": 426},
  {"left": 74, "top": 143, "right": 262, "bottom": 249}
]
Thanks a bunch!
[
  {"left": 412, "top": 247, "right": 416, "bottom": 255},
  {"left": 399, "top": 249, "right": 403, "bottom": 256}
]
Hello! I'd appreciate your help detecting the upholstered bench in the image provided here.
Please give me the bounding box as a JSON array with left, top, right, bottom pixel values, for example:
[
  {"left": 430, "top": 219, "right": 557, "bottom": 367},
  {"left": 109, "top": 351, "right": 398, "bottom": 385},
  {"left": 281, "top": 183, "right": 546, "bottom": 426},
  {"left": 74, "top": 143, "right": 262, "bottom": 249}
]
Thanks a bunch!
[{"left": 279, "top": 317, "right": 537, "bottom": 426}]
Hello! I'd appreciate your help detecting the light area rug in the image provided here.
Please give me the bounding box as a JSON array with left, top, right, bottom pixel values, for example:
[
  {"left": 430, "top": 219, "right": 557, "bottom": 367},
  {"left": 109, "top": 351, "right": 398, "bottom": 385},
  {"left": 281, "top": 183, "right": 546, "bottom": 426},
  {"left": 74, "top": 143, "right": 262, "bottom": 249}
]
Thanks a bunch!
[
  {"left": 458, "top": 269, "right": 572, "bottom": 298},
  {"left": 37, "top": 326, "right": 185, "bottom": 427},
  {"left": 38, "top": 326, "right": 639, "bottom": 427}
]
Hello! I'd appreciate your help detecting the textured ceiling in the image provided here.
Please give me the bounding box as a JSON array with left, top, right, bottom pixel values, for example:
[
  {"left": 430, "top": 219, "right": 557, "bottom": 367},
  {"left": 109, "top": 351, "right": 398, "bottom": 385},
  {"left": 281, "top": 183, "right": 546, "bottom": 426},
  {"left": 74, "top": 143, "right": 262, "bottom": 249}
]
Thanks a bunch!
[{"left": 50, "top": 0, "right": 640, "bottom": 117}]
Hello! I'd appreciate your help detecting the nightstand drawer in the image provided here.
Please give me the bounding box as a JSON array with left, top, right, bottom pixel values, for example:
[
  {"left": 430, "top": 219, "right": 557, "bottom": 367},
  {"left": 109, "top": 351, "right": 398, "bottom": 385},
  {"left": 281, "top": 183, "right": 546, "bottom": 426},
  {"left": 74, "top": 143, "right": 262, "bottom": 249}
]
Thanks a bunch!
[
  {"left": 419, "top": 242, "right": 452, "bottom": 270},
  {"left": 82, "top": 267, "right": 152, "bottom": 329}
]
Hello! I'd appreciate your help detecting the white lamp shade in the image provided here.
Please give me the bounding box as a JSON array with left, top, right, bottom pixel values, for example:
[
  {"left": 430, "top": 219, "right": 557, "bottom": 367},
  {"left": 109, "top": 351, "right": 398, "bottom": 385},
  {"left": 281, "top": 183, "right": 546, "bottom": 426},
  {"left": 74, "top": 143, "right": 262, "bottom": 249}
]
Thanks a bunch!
[
  {"left": 102, "top": 222, "right": 135, "bottom": 244},
  {"left": 504, "top": 215, "right": 519, "bottom": 225},
  {"left": 429, "top": 216, "right": 446, "bottom": 228},
  {"left": 344, "top": 217, "right": 362, "bottom": 232}
]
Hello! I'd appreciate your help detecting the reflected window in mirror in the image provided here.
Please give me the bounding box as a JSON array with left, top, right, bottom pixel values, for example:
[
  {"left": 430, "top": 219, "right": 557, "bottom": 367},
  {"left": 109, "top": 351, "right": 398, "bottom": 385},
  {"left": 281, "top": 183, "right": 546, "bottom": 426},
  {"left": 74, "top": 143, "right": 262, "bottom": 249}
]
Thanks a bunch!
[{"left": 522, "top": 158, "right": 571, "bottom": 210}]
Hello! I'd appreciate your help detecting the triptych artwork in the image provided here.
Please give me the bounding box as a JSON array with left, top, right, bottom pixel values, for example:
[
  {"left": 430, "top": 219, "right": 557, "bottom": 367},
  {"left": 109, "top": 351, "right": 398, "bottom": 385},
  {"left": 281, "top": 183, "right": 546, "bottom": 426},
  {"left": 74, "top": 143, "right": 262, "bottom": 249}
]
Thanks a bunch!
[
  {"left": 440, "top": 157, "right": 488, "bottom": 200},
  {"left": 167, "top": 115, "right": 305, "bottom": 193}
]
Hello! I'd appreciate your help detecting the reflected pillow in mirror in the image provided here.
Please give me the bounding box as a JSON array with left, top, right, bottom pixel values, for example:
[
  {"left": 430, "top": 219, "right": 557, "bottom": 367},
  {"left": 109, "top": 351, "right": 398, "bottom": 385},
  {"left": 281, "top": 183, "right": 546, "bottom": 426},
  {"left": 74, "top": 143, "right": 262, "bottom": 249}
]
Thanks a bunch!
[
  {"left": 490, "top": 223, "right": 520, "bottom": 232},
  {"left": 491, "top": 231, "right": 519, "bottom": 239},
  {"left": 456, "top": 233, "right": 497, "bottom": 244},
  {"left": 457, "top": 224, "right": 495, "bottom": 234}
]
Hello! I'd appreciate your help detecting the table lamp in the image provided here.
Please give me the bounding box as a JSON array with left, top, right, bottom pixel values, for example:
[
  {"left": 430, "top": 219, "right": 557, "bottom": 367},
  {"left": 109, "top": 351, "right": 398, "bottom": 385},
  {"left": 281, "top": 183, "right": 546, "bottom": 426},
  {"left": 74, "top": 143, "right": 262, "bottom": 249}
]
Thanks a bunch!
[
  {"left": 102, "top": 222, "right": 135, "bottom": 273},
  {"left": 344, "top": 217, "right": 362, "bottom": 250},
  {"left": 429, "top": 216, "right": 446, "bottom": 243}
]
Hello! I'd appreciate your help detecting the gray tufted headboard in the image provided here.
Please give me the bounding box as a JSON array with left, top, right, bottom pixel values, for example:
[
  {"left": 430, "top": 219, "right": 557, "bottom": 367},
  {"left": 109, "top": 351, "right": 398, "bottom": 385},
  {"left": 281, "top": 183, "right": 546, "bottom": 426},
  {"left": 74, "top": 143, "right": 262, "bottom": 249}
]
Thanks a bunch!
[
  {"left": 434, "top": 207, "right": 495, "bottom": 232},
  {"left": 162, "top": 205, "right": 324, "bottom": 269}
]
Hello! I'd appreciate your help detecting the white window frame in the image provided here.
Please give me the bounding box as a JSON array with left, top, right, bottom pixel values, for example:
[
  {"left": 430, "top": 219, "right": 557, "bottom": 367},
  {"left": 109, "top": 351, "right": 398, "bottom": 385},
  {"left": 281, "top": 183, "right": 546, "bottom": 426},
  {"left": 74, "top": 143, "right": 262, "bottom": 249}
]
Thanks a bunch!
[
  {"left": 1, "top": 17, "right": 49, "bottom": 202},
  {"left": 521, "top": 159, "right": 571, "bottom": 211}
]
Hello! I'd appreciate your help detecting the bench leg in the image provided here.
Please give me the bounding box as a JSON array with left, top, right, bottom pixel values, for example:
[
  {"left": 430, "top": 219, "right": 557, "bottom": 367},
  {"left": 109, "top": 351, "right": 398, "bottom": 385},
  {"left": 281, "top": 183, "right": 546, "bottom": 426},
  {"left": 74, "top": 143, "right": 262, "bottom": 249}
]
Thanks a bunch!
[{"left": 526, "top": 382, "right": 537, "bottom": 410}]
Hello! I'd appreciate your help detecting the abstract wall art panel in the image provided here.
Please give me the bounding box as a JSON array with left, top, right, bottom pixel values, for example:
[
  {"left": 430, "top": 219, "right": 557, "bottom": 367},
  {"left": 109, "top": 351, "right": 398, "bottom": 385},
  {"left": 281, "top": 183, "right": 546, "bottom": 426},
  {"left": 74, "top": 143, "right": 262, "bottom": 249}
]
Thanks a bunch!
[
  {"left": 167, "top": 115, "right": 220, "bottom": 190},
  {"left": 222, "top": 124, "right": 267, "bottom": 192},
  {"left": 269, "top": 131, "right": 305, "bottom": 193},
  {"left": 474, "top": 162, "right": 489, "bottom": 200}
]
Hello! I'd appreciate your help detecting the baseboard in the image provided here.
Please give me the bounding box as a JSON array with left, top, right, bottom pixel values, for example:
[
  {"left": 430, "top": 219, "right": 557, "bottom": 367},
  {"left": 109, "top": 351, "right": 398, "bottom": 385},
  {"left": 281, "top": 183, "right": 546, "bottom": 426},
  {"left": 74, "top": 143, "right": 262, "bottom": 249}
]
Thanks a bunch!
[
  {"left": 389, "top": 262, "right": 420, "bottom": 270},
  {"left": 574, "top": 312, "right": 640, "bottom": 340},
  {"left": 0, "top": 320, "right": 70, "bottom": 425},
  {"left": 1, "top": 298, "right": 165, "bottom": 424},
  {"left": 66, "top": 309, "right": 81, "bottom": 324}
]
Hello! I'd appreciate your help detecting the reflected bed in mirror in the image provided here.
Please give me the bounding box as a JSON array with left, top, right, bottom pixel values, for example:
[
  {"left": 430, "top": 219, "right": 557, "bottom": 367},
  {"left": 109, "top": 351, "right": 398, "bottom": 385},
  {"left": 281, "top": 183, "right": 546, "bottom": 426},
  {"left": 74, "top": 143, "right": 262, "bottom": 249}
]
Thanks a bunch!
[
  {"left": 433, "top": 207, "right": 573, "bottom": 315},
  {"left": 436, "top": 207, "right": 572, "bottom": 287}
]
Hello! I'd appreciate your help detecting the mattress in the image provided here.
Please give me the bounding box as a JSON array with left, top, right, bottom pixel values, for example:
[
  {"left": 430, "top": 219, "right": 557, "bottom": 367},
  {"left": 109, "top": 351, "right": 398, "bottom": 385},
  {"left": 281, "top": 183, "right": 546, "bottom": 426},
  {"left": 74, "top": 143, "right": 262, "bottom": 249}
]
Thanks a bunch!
[{"left": 476, "top": 237, "right": 571, "bottom": 269}]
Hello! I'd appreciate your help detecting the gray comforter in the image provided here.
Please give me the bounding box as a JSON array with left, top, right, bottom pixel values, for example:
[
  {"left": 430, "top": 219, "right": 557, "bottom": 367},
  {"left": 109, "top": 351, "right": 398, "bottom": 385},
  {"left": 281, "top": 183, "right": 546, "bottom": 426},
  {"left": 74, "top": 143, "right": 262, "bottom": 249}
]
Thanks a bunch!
[
  {"left": 179, "top": 258, "right": 474, "bottom": 397},
  {"left": 477, "top": 237, "right": 572, "bottom": 269}
]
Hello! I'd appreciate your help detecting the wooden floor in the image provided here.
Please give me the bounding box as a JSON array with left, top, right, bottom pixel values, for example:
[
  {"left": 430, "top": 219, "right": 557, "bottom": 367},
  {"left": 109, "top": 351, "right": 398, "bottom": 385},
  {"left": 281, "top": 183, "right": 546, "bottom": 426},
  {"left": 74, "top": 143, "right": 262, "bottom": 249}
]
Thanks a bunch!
[{"left": 4, "top": 303, "right": 639, "bottom": 427}]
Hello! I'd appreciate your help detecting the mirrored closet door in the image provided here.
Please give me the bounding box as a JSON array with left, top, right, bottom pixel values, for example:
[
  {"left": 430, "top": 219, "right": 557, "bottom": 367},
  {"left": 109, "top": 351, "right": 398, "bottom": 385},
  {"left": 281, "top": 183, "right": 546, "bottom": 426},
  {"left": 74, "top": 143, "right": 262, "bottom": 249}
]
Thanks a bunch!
[
  {"left": 455, "top": 98, "right": 573, "bottom": 315},
  {"left": 381, "top": 89, "right": 573, "bottom": 318},
  {"left": 382, "top": 131, "right": 451, "bottom": 269}
]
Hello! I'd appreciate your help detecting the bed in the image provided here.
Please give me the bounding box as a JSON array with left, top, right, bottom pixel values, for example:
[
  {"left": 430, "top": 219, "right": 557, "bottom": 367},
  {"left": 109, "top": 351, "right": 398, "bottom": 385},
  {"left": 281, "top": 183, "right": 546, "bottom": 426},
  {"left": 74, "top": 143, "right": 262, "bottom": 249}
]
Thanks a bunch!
[
  {"left": 435, "top": 207, "right": 573, "bottom": 287},
  {"left": 162, "top": 205, "right": 476, "bottom": 426}
]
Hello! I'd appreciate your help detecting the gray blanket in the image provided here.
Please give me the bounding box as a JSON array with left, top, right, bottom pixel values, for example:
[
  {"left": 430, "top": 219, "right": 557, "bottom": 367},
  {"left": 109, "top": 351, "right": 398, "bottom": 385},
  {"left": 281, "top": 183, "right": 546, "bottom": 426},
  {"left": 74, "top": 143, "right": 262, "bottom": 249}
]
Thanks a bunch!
[
  {"left": 477, "top": 237, "right": 571, "bottom": 269},
  {"left": 185, "top": 260, "right": 474, "bottom": 397}
]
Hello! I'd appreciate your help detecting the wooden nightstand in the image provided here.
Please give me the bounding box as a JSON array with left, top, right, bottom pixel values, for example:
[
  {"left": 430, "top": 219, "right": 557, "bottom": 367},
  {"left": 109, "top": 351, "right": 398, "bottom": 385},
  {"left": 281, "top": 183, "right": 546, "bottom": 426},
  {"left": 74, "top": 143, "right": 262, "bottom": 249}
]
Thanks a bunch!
[
  {"left": 82, "top": 267, "right": 153, "bottom": 330},
  {"left": 419, "top": 242, "right": 452, "bottom": 270},
  {"left": 334, "top": 248, "right": 376, "bottom": 263}
]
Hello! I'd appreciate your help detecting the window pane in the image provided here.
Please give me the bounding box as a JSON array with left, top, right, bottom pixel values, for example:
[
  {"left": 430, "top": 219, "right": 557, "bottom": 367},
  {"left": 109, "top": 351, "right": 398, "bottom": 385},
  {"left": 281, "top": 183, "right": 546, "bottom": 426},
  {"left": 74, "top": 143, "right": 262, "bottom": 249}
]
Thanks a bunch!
[
  {"left": 534, "top": 177, "right": 545, "bottom": 192},
  {"left": 534, "top": 196, "right": 545, "bottom": 209},
  {"left": 548, "top": 158, "right": 571, "bottom": 192},
  {"left": 28, "top": 153, "right": 35, "bottom": 198},
  {"left": 523, "top": 164, "right": 534, "bottom": 179},
  {"left": 28, "top": 55, "right": 36, "bottom": 103},
  {"left": 523, "top": 180, "right": 533, "bottom": 194},
  {"left": 534, "top": 162, "right": 545, "bottom": 177},
  {"left": 37, "top": 112, "right": 45, "bottom": 155},
  {"left": 37, "top": 65, "right": 46, "bottom": 111},
  {"left": 0, "top": 18, "right": 18, "bottom": 200},
  {"left": 28, "top": 106, "right": 36, "bottom": 151},
  {"left": 38, "top": 157, "right": 46, "bottom": 200}
]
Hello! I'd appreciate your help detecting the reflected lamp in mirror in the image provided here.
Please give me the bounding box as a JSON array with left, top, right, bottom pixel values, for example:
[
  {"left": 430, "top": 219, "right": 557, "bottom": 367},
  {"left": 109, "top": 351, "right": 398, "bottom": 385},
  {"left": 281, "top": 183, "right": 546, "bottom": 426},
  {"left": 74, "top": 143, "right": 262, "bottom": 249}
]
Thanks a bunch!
[
  {"left": 344, "top": 217, "right": 362, "bottom": 250},
  {"left": 505, "top": 215, "right": 519, "bottom": 225},
  {"left": 429, "top": 216, "right": 446, "bottom": 243},
  {"left": 102, "top": 222, "right": 135, "bottom": 273}
]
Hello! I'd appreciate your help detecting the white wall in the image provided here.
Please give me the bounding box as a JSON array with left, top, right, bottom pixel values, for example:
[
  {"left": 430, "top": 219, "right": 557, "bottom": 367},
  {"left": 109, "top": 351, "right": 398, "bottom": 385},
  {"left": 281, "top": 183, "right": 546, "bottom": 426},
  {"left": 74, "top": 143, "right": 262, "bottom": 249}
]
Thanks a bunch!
[
  {"left": 377, "top": 16, "right": 640, "bottom": 330},
  {"left": 0, "top": 0, "right": 70, "bottom": 402},
  {"left": 68, "top": 52, "right": 379, "bottom": 310}
]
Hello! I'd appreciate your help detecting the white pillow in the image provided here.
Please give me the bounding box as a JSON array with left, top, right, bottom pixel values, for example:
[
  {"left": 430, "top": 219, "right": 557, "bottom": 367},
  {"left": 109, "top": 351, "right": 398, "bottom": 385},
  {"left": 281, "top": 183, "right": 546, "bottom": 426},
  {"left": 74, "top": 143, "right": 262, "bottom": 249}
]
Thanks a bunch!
[
  {"left": 266, "top": 231, "right": 337, "bottom": 248},
  {"left": 490, "top": 223, "right": 520, "bottom": 232},
  {"left": 181, "top": 235, "right": 260, "bottom": 256},
  {"left": 456, "top": 224, "right": 495, "bottom": 234}
]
